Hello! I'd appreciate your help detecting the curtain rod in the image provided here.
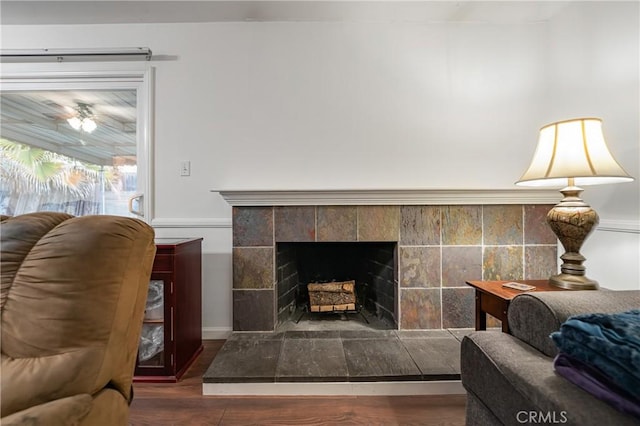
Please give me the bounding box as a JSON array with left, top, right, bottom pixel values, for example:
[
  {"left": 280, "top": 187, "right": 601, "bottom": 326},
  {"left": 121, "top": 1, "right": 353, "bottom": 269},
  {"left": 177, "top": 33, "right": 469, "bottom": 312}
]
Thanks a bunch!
[{"left": 0, "top": 47, "right": 152, "bottom": 63}]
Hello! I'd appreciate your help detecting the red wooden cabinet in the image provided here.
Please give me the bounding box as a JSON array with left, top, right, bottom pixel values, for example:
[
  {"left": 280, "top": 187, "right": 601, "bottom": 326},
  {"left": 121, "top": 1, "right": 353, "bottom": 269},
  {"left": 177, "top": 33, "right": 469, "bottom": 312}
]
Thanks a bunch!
[{"left": 134, "top": 238, "right": 203, "bottom": 383}]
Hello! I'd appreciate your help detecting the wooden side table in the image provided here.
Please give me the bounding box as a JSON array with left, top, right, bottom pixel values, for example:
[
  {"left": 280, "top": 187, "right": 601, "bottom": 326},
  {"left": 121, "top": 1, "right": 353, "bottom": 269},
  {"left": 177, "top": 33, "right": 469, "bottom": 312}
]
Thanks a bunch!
[{"left": 465, "top": 280, "right": 570, "bottom": 333}]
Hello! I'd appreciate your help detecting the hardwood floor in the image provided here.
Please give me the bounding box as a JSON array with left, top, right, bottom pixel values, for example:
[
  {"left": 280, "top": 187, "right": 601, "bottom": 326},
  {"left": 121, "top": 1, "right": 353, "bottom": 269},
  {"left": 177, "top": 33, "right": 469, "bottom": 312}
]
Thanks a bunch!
[{"left": 129, "top": 340, "right": 467, "bottom": 425}]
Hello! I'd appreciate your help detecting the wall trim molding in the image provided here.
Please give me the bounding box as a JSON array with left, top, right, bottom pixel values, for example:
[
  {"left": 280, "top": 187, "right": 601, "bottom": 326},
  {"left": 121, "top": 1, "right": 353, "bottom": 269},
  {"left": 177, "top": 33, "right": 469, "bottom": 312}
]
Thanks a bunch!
[
  {"left": 148, "top": 214, "right": 637, "bottom": 234},
  {"left": 151, "top": 217, "right": 232, "bottom": 228},
  {"left": 216, "top": 188, "right": 560, "bottom": 206},
  {"left": 597, "top": 219, "right": 640, "bottom": 234}
]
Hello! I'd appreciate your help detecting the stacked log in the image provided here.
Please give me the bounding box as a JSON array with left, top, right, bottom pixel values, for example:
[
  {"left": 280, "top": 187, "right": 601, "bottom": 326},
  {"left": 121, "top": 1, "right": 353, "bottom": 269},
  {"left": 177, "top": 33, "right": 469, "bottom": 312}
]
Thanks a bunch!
[{"left": 308, "top": 280, "right": 356, "bottom": 312}]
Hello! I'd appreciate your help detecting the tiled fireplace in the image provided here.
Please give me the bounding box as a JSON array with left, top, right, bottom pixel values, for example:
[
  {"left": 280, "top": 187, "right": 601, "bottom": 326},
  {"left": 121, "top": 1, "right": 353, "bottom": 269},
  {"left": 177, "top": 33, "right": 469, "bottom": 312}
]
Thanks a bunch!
[{"left": 230, "top": 194, "right": 558, "bottom": 332}]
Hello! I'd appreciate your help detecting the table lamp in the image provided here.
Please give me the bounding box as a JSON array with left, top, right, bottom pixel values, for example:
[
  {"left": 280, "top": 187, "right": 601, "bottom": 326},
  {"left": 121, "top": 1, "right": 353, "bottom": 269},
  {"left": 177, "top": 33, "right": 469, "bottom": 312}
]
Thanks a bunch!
[{"left": 516, "top": 117, "right": 634, "bottom": 289}]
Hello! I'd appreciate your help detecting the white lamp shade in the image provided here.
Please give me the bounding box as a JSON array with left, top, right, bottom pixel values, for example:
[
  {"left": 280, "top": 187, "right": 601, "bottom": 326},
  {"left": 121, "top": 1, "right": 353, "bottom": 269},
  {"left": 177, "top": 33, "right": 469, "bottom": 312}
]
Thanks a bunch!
[{"left": 516, "top": 118, "right": 634, "bottom": 187}]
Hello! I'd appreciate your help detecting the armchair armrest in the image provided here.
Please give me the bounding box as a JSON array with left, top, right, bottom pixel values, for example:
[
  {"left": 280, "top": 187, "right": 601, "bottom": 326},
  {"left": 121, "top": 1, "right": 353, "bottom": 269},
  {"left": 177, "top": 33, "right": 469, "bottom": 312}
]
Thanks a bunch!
[{"left": 507, "top": 290, "right": 640, "bottom": 357}]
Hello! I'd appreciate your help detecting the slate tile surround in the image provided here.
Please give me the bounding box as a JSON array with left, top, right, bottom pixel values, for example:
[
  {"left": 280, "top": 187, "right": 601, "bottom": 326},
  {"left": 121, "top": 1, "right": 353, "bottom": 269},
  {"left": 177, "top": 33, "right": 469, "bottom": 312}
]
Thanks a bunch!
[{"left": 232, "top": 204, "right": 557, "bottom": 332}]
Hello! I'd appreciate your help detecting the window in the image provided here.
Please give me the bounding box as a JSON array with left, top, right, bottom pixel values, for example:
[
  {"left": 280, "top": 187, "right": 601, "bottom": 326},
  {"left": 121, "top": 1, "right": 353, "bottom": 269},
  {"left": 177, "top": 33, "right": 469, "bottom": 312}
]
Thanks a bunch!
[{"left": 0, "top": 64, "right": 153, "bottom": 221}]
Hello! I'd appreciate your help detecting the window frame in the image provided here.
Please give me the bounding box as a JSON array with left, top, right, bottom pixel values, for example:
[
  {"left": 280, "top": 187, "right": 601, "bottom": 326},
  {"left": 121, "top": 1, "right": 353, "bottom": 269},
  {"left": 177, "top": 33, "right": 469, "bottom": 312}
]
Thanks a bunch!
[{"left": 0, "top": 61, "right": 154, "bottom": 222}]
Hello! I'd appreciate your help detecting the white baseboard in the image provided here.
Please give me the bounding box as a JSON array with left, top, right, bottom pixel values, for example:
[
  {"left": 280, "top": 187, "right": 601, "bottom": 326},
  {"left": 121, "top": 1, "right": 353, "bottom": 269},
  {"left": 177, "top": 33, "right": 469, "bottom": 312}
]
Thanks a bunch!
[
  {"left": 202, "top": 327, "right": 232, "bottom": 340},
  {"left": 203, "top": 380, "right": 465, "bottom": 396}
]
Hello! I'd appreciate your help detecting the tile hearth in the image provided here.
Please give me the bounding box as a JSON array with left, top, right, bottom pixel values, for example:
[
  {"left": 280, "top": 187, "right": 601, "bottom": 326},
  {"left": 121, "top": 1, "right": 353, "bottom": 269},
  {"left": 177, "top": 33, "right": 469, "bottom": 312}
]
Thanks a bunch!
[{"left": 202, "top": 329, "right": 474, "bottom": 396}]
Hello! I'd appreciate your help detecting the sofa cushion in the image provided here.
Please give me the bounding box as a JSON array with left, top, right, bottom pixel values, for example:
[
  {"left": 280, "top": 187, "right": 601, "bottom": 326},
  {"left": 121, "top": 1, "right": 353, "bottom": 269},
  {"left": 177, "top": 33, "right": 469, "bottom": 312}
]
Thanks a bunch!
[
  {"left": 507, "top": 291, "right": 640, "bottom": 357},
  {"left": 461, "top": 331, "right": 640, "bottom": 426}
]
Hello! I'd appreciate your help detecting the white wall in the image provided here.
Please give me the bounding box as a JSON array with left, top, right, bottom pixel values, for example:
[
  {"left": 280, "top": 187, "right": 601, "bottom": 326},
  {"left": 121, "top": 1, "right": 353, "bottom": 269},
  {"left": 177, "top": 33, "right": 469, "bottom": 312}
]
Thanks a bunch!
[
  {"left": 2, "top": 2, "right": 638, "bottom": 335},
  {"left": 545, "top": 2, "right": 639, "bottom": 290},
  {"left": 1, "top": 20, "right": 551, "bottom": 218},
  {"left": 545, "top": 1, "right": 639, "bottom": 221},
  {"left": 584, "top": 228, "right": 640, "bottom": 291}
]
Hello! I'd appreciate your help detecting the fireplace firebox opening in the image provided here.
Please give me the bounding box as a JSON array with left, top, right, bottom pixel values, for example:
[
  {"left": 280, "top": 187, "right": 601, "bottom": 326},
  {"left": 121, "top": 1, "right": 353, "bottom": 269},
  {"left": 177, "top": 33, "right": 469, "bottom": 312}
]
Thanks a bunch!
[{"left": 276, "top": 242, "right": 398, "bottom": 330}]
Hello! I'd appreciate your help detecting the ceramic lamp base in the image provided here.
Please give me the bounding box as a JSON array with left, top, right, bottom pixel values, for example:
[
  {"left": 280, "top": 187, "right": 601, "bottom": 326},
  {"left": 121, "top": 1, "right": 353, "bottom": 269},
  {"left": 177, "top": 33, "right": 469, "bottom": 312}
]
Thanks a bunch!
[
  {"left": 546, "top": 185, "right": 600, "bottom": 290},
  {"left": 550, "top": 272, "right": 599, "bottom": 290}
]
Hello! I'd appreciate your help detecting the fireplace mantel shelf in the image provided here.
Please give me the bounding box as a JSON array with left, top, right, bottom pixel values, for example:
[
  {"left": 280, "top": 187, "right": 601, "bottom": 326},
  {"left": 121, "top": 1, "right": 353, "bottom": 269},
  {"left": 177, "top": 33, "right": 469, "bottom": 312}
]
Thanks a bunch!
[{"left": 216, "top": 188, "right": 559, "bottom": 206}]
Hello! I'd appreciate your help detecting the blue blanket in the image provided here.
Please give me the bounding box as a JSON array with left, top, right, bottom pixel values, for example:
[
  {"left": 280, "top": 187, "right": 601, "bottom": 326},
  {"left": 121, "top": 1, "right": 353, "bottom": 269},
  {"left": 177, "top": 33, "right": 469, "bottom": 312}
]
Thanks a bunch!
[{"left": 551, "top": 309, "right": 640, "bottom": 401}]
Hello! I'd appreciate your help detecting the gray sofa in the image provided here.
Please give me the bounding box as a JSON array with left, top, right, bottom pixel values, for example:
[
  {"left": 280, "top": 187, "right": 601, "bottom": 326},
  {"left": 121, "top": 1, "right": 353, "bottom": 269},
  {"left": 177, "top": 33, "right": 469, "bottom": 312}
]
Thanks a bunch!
[{"left": 461, "top": 290, "right": 640, "bottom": 426}]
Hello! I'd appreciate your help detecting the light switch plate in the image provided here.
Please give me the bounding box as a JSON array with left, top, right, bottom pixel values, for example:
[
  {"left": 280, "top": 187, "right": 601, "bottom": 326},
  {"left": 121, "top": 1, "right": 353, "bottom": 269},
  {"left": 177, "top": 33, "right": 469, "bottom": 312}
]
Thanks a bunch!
[{"left": 180, "top": 160, "right": 190, "bottom": 176}]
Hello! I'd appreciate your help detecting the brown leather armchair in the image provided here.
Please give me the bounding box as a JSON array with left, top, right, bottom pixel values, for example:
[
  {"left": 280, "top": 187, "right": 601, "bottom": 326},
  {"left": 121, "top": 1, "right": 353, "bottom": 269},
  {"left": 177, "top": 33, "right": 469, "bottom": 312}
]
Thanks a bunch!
[{"left": 1, "top": 212, "right": 156, "bottom": 425}]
